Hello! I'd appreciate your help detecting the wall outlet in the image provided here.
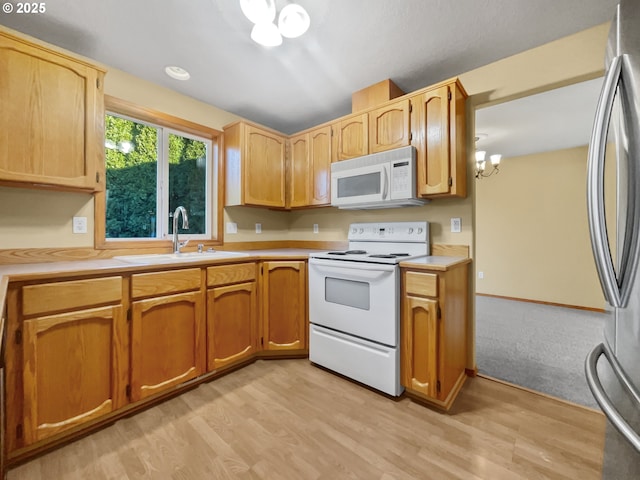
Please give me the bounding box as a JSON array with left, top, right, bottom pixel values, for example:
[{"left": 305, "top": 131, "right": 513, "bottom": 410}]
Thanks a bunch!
[
  {"left": 72, "top": 216, "right": 88, "bottom": 234},
  {"left": 226, "top": 222, "right": 238, "bottom": 234},
  {"left": 255, "top": 223, "right": 262, "bottom": 234},
  {"left": 451, "top": 217, "right": 461, "bottom": 233},
  {"left": 313, "top": 224, "right": 319, "bottom": 234},
  {"left": 478, "top": 271, "right": 484, "bottom": 279}
]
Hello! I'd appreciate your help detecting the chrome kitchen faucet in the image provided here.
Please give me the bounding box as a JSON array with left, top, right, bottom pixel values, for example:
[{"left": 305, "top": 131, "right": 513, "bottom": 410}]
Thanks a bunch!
[{"left": 172, "top": 206, "right": 189, "bottom": 253}]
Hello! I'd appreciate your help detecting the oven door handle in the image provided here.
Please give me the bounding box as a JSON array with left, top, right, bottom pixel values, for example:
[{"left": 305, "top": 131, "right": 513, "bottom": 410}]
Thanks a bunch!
[{"left": 309, "top": 258, "right": 396, "bottom": 278}]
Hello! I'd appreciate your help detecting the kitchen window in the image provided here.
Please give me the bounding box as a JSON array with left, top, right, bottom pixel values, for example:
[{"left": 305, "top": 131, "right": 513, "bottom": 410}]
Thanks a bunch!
[{"left": 96, "top": 96, "right": 222, "bottom": 248}]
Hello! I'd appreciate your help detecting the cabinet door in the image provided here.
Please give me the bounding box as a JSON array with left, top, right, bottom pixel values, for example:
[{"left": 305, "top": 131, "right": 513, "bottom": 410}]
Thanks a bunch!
[
  {"left": 413, "top": 86, "right": 451, "bottom": 196},
  {"left": 0, "top": 33, "right": 102, "bottom": 191},
  {"left": 22, "top": 305, "right": 127, "bottom": 445},
  {"left": 244, "top": 125, "right": 286, "bottom": 207},
  {"left": 207, "top": 281, "right": 257, "bottom": 371},
  {"left": 288, "top": 132, "right": 309, "bottom": 207},
  {"left": 261, "top": 261, "right": 307, "bottom": 351},
  {"left": 131, "top": 291, "right": 205, "bottom": 401},
  {"left": 369, "top": 99, "right": 411, "bottom": 153},
  {"left": 401, "top": 295, "right": 439, "bottom": 399},
  {"left": 334, "top": 113, "right": 368, "bottom": 161},
  {"left": 309, "top": 125, "right": 332, "bottom": 205}
]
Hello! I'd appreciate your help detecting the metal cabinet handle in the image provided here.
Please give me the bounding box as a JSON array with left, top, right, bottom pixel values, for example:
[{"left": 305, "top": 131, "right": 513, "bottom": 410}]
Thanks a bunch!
[
  {"left": 585, "top": 342, "right": 640, "bottom": 453},
  {"left": 587, "top": 54, "right": 623, "bottom": 307}
]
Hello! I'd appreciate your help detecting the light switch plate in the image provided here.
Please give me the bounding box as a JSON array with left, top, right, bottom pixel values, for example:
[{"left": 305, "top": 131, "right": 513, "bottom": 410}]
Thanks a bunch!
[
  {"left": 313, "top": 224, "right": 319, "bottom": 234},
  {"left": 451, "top": 217, "right": 461, "bottom": 233},
  {"left": 226, "top": 222, "right": 238, "bottom": 234},
  {"left": 255, "top": 223, "right": 262, "bottom": 234},
  {"left": 72, "top": 216, "right": 88, "bottom": 234}
]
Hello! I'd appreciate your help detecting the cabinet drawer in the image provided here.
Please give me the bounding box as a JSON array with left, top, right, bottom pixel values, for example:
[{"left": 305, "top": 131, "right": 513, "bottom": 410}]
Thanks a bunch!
[
  {"left": 131, "top": 268, "right": 201, "bottom": 299},
  {"left": 22, "top": 277, "right": 122, "bottom": 316},
  {"left": 207, "top": 263, "right": 256, "bottom": 287},
  {"left": 405, "top": 271, "right": 438, "bottom": 297}
]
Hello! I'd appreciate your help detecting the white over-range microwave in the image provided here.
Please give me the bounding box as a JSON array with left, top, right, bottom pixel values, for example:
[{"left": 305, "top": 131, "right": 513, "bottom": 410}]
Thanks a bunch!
[{"left": 330, "top": 146, "right": 428, "bottom": 209}]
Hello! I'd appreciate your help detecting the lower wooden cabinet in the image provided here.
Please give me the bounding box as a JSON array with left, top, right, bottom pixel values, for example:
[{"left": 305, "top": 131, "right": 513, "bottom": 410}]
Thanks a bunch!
[
  {"left": 401, "top": 263, "right": 469, "bottom": 410},
  {"left": 130, "top": 269, "right": 206, "bottom": 402},
  {"left": 5, "top": 276, "right": 127, "bottom": 453},
  {"left": 4, "top": 258, "right": 310, "bottom": 464},
  {"left": 260, "top": 261, "right": 307, "bottom": 351},
  {"left": 22, "top": 305, "right": 128, "bottom": 444},
  {"left": 401, "top": 295, "right": 439, "bottom": 398},
  {"left": 206, "top": 263, "right": 258, "bottom": 371}
]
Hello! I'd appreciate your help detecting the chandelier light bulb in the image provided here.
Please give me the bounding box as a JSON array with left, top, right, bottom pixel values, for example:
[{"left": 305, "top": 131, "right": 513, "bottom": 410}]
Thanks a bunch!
[
  {"left": 240, "top": 0, "right": 276, "bottom": 24},
  {"left": 490, "top": 154, "right": 502, "bottom": 166},
  {"left": 278, "top": 4, "right": 310, "bottom": 38},
  {"left": 251, "top": 21, "right": 283, "bottom": 47}
]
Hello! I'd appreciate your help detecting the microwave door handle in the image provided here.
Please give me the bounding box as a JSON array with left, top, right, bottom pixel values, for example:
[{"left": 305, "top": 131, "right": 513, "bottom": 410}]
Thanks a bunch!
[
  {"left": 381, "top": 165, "right": 389, "bottom": 199},
  {"left": 587, "top": 54, "right": 623, "bottom": 307},
  {"left": 586, "top": 342, "right": 640, "bottom": 453}
]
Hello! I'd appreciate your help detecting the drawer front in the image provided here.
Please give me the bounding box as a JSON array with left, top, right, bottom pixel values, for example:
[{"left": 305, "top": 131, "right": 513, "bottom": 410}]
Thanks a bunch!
[
  {"left": 207, "top": 263, "right": 256, "bottom": 287},
  {"left": 22, "top": 277, "right": 122, "bottom": 316},
  {"left": 131, "top": 268, "right": 201, "bottom": 299},
  {"left": 405, "top": 271, "right": 438, "bottom": 298}
]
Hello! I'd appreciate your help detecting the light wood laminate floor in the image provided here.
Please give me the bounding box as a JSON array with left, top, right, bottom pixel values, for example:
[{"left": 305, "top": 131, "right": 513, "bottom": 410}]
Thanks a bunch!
[{"left": 8, "top": 359, "right": 606, "bottom": 479}]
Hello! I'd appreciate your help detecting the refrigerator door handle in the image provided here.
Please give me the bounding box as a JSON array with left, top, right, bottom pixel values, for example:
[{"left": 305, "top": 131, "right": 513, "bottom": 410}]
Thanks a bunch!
[
  {"left": 586, "top": 342, "right": 640, "bottom": 453},
  {"left": 587, "top": 54, "right": 623, "bottom": 308}
]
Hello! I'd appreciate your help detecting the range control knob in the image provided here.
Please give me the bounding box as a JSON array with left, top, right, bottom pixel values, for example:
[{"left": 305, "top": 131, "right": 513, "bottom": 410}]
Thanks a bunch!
[
  {"left": 359, "top": 228, "right": 364, "bottom": 234},
  {"left": 417, "top": 227, "right": 424, "bottom": 234},
  {"left": 351, "top": 228, "right": 357, "bottom": 234},
  {"left": 408, "top": 228, "right": 414, "bottom": 234}
]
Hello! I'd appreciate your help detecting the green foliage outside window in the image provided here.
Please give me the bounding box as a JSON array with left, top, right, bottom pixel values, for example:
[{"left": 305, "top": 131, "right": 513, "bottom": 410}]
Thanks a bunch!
[{"left": 105, "top": 114, "right": 208, "bottom": 238}]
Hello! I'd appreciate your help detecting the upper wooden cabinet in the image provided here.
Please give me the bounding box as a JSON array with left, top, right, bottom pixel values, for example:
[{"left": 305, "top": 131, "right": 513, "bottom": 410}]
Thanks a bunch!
[
  {"left": 369, "top": 99, "right": 411, "bottom": 154},
  {"left": 411, "top": 80, "right": 467, "bottom": 198},
  {"left": 308, "top": 126, "right": 332, "bottom": 206},
  {"left": 288, "top": 132, "right": 309, "bottom": 208},
  {"left": 0, "top": 28, "right": 105, "bottom": 192},
  {"left": 333, "top": 113, "right": 368, "bottom": 161},
  {"left": 6, "top": 276, "right": 127, "bottom": 452},
  {"left": 225, "top": 121, "right": 287, "bottom": 208},
  {"left": 288, "top": 126, "right": 332, "bottom": 208}
]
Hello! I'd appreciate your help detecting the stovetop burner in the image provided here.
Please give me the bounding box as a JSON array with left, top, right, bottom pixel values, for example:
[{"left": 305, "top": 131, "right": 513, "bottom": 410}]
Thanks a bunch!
[{"left": 327, "top": 250, "right": 367, "bottom": 256}]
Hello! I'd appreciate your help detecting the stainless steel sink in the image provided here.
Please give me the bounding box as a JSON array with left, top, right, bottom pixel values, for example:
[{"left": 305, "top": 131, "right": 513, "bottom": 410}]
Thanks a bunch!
[{"left": 114, "top": 251, "right": 250, "bottom": 264}]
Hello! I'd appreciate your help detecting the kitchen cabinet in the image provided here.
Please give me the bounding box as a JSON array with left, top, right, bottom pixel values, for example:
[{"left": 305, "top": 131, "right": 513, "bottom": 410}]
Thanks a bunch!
[
  {"left": 206, "top": 263, "right": 258, "bottom": 371},
  {"left": 333, "top": 113, "right": 368, "bottom": 161},
  {"left": 224, "top": 121, "right": 286, "bottom": 208},
  {"left": 130, "top": 268, "right": 206, "bottom": 402},
  {"left": 411, "top": 80, "right": 467, "bottom": 198},
  {"left": 0, "top": 28, "right": 105, "bottom": 192},
  {"left": 288, "top": 126, "right": 332, "bottom": 208},
  {"left": 368, "top": 99, "right": 411, "bottom": 153},
  {"left": 401, "top": 262, "right": 469, "bottom": 410},
  {"left": 288, "top": 132, "right": 309, "bottom": 208},
  {"left": 5, "top": 277, "right": 127, "bottom": 452},
  {"left": 260, "top": 261, "right": 307, "bottom": 352}
]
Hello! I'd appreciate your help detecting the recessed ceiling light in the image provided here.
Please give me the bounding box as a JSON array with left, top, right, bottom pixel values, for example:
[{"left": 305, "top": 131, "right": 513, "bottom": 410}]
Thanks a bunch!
[{"left": 165, "top": 66, "right": 191, "bottom": 81}]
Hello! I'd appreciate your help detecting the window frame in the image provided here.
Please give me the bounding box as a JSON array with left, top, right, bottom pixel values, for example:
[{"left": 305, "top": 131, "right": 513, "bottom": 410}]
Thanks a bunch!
[{"left": 95, "top": 95, "right": 224, "bottom": 250}]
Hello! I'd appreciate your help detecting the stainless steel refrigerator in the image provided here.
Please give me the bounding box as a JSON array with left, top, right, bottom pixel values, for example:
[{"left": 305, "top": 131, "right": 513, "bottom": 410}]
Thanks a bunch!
[{"left": 585, "top": 1, "right": 640, "bottom": 478}]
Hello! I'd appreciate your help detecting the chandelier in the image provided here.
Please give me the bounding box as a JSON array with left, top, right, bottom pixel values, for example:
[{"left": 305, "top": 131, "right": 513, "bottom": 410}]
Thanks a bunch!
[
  {"left": 475, "top": 151, "right": 502, "bottom": 179},
  {"left": 240, "top": 0, "right": 310, "bottom": 47}
]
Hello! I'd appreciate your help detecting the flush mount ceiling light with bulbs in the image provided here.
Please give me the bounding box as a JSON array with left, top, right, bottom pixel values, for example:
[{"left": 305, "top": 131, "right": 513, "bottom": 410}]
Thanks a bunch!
[{"left": 240, "top": 0, "right": 310, "bottom": 47}]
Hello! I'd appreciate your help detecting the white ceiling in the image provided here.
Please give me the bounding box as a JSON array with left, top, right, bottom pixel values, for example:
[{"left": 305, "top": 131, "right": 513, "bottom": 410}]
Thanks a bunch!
[
  {"left": 475, "top": 77, "right": 605, "bottom": 159},
  {"left": 0, "top": 0, "right": 617, "bottom": 134}
]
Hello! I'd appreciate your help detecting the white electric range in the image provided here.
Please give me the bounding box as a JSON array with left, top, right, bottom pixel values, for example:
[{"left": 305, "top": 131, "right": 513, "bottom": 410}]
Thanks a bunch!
[{"left": 308, "top": 222, "right": 429, "bottom": 396}]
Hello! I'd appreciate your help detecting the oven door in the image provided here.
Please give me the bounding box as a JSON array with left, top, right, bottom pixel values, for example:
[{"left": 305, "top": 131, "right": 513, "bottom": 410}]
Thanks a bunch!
[
  {"left": 308, "top": 258, "right": 398, "bottom": 346},
  {"left": 331, "top": 162, "right": 389, "bottom": 207}
]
